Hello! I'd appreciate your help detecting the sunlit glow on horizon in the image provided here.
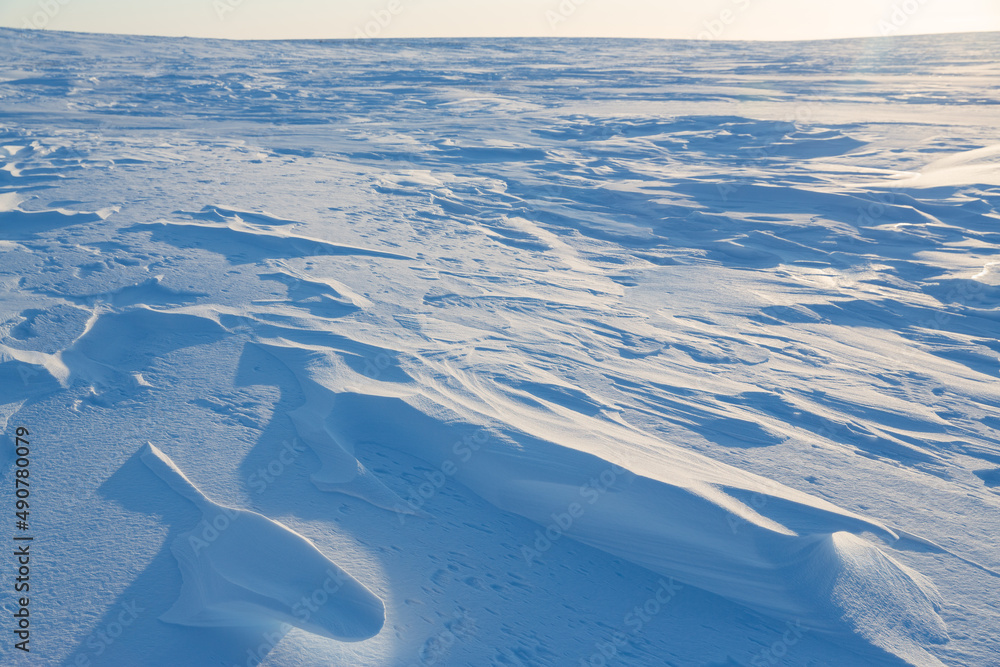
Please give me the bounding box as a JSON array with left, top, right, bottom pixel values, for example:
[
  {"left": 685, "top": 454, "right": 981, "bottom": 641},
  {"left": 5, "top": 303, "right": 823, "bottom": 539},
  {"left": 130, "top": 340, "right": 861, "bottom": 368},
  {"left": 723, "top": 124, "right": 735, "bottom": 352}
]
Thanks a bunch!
[{"left": 0, "top": 0, "right": 998, "bottom": 42}]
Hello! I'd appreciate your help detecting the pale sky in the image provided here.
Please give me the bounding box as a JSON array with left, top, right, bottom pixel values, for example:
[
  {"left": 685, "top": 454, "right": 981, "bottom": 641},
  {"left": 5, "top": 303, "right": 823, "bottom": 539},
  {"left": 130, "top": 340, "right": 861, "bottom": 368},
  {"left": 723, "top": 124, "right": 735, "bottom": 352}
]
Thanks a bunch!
[{"left": 1, "top": 0, "right": 999, "bottom": 41}]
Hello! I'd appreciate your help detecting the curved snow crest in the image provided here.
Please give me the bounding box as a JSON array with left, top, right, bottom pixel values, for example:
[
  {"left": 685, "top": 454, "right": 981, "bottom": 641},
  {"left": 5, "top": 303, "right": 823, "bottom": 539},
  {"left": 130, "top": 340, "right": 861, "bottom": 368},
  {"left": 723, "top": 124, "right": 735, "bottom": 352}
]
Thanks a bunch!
[
  {"left": 320, "top": 387, "right": 950, "bottom": 665},
  {"left": 881, "top": 143, "right": 1000, "bottom": 188},
  {"left": 139, "top": 443, "right": 385, "bottom": 642},
  {"left": 254, "top": 341, "right": 421, "bottom": 515},
  {"left": 560, "top": 480, "right": 947, "bottom": 664},
  {"left": 513, "top": 464, "right": 947, "bottom": 665},
  {"left": 133, "top": 215, "right": 412, "bottom": 261},
  {"left": 490, "top": 460, "right": 946, "bottom": 664},
  {"left": 179, "top": 204, "right": 303, "bottom": 226},
  {"left": 0, "top": 304, "right": 228, "bottom": 390}
]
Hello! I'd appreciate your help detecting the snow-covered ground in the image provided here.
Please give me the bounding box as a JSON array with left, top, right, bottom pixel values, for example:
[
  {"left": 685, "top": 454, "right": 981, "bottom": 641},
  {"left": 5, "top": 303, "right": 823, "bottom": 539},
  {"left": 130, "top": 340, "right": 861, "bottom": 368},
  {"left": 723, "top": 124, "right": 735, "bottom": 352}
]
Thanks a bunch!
[{"left": 1, "top": 27, "right": 998, "bottom": 666}]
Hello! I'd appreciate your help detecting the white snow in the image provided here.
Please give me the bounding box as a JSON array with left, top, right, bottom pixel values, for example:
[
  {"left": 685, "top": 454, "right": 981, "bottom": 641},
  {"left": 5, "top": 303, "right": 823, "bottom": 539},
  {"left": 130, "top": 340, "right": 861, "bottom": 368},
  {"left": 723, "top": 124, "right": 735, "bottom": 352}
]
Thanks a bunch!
[{"left": 1, "top": 27, "right": 999, "bottom": 667}]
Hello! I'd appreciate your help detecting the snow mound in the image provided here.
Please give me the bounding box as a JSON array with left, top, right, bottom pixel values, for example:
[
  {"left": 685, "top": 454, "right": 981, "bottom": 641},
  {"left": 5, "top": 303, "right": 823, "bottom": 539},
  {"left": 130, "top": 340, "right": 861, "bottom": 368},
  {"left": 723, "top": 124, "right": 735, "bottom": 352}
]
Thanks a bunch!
[
  {"left": 139, "top": 442, "right": 385, "bottom": 642},
  {"left": 887, "top": 143, "right": 1000, "bottom": 188},
  {"left": 797, "top": 532, "right": 948, "bottom": 666},
  {"left": 972, "top": 261, "right": 1000, "bottom": 286}
]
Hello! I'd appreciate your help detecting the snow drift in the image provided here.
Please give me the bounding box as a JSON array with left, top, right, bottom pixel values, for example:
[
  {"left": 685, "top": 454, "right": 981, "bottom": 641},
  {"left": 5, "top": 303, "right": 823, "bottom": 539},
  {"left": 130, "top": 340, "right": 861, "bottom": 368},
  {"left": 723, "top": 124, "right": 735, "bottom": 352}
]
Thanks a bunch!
[{"left": 141, "top": 442, "right": 385, "bottom": 642}]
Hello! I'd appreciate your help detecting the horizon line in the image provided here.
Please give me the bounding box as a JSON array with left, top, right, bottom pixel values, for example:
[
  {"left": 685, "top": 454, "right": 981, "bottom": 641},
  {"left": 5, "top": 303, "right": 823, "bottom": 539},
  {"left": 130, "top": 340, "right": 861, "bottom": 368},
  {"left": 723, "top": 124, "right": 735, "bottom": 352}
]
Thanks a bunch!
[{"left": 4, "top": 25, "right": 1000, "bottom": 45}]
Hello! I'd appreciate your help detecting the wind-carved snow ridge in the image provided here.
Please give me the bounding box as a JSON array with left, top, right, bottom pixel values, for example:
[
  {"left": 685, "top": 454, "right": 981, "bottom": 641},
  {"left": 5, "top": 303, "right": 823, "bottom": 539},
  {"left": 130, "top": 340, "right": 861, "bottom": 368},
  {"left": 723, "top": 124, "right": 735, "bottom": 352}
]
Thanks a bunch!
[
  {"left": 234, "top": 257, "right": 954, "bottom": 663},
  {"left": 881, "top": 143, "right": 1000, "bottom": 189},
  {"left": 139, "top": 442, "right": 385, "bottom": 642},
  {"left": 0, "top": 202, "right": 115, "bottom": 240},
  {"left": 312, "top": 378, "right": 951, "bottom": 665},
  {"left": 131, "top": 211, "right": 412, "bottom": 262},
  {"left": 253, "top": 340, "right": 421, "bottom": 515}
]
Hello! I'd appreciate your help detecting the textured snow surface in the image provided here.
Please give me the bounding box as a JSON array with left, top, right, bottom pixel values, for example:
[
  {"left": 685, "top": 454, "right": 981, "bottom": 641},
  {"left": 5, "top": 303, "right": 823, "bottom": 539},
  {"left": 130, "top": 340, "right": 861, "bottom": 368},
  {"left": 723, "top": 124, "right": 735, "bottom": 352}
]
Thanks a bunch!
[{"left": 1, "top": 28, "right": 999, "bottom": 666}]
